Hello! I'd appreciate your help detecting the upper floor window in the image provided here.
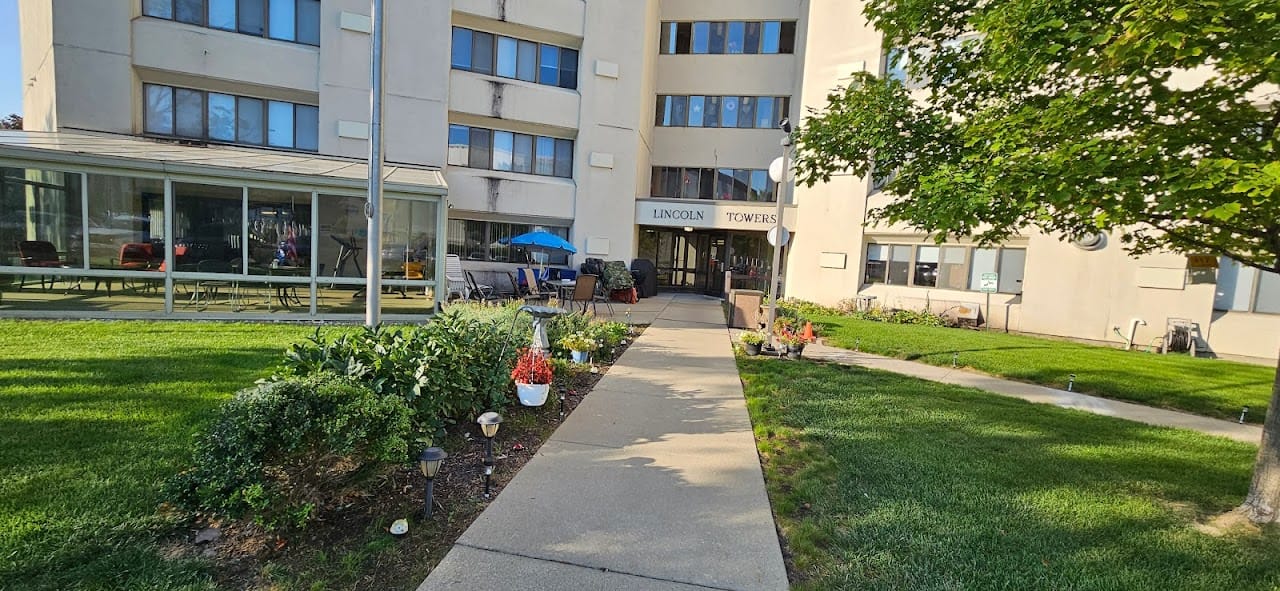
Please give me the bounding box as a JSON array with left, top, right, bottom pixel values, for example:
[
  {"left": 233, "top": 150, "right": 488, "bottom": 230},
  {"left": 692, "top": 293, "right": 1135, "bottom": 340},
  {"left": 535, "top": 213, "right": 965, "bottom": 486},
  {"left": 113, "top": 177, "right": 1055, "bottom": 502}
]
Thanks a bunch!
[
  {"left": 660, "top": 21, "right": 795, "bottom": 55},
  {"left": 451, "top": 27, "right": 579, "bottom": 90},
  {"left": 448, "top": 124, "right": 573, "bottom": 179},
  {"left": 651, "top": 166, "right": 775, "bottom": 202},
  {"left": 865, "top": 243, "right": 1025, "bottom": 293},
  {"left": 143, "top": 83, "right": 319, "bottom": 151},
  {"left": 1215, "top": 257, "right": 1280, "bottom": 314},
  {"left": 142, "top": 0, "right": 321, "bottom": 46},
  {"left": 655, "top": 95, "right": 790, "bottom": 129}
]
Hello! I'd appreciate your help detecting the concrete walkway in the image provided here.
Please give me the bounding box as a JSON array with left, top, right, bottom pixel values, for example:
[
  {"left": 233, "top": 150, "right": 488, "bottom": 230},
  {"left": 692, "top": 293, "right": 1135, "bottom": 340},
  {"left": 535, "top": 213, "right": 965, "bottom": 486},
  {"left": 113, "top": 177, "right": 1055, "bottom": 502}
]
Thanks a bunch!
[
  {"left": 804, "top": 340, "right": 1263, "bottom": 444},
  {"left": 421, "top": 294, "right": 789, "bottom": 591}
]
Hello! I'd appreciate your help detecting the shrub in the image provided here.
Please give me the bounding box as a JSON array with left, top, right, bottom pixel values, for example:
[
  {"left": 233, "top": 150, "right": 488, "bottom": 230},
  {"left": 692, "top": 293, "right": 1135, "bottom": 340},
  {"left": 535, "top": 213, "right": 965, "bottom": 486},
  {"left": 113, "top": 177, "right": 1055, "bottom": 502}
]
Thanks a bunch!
[
  {"left": 511, "top": 348, "right": 554, "bottom": 384},
  {"left": 276, "top": 310, "right": 525, "bottom": 440},
  {"left": 585, "top": 320, "right": 630, "bottom": 358},
  {"left": 167, "top": 375, "right": 412, "bottom": 527}
]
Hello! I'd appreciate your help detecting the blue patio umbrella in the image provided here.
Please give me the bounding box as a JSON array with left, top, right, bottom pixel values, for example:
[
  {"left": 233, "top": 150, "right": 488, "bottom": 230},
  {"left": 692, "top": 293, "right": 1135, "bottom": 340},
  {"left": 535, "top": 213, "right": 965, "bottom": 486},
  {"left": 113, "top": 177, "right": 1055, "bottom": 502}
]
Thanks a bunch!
[{"left": 507, "top": 231, "right": 577, "bottom": 254}]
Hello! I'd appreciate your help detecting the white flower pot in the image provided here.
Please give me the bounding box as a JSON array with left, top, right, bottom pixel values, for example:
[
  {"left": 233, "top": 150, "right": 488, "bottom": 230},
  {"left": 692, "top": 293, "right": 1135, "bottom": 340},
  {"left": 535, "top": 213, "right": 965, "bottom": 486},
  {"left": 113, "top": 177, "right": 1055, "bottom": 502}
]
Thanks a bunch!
[
  {"left": 516, "top": 382, "right": 550, "bottom": 406},
  {"left": 571, "top": 350, "right": 590, "bottom": 364}
]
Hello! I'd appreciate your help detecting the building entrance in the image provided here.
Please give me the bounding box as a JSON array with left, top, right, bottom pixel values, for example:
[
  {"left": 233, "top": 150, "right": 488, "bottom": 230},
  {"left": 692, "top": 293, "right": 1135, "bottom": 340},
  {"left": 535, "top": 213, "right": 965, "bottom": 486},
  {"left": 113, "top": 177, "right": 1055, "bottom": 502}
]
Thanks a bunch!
[{"left": 637, "top": 227, "right": 777, "bottom": 296}]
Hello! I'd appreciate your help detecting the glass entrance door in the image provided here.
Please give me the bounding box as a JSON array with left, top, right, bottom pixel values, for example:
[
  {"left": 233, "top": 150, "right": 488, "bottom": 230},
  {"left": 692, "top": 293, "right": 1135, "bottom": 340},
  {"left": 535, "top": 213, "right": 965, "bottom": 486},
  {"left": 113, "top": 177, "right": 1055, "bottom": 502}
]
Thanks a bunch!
[{"left": 638, "top": 227, "right": 733, "bottom": 295}]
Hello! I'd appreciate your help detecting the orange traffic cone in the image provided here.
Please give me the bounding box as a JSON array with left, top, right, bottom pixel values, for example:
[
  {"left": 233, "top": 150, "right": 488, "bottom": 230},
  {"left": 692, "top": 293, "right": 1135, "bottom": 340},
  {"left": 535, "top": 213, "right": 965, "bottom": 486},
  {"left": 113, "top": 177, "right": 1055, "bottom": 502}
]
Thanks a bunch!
[{"left": 801, "top": 321, "right": 815, "bottom": 342}]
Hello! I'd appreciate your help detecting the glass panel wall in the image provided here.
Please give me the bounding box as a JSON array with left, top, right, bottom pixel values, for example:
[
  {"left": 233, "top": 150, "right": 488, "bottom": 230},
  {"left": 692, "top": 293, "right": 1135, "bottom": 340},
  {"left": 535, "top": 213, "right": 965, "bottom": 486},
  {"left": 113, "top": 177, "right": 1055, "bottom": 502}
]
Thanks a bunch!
[
  {"left": 317, "top": 194, "right": 367, "bottom": 279},
  {"left": 172, "top": 182, "right": 243, "bottom": 274},
  {"left": 0, "top": 167, "right": 84, "bottom": 268},
  {"left": 86, "top": 174, "right": 165, "bottom": 270},
  {"left": 246, "top": 188, "right": 311, "bottom": 274}
]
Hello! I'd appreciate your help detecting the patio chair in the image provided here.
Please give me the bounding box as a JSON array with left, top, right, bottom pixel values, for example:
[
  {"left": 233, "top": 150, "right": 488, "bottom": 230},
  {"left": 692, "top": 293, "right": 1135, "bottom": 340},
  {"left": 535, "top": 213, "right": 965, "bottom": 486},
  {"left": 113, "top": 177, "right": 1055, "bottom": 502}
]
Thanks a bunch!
[
  {"left": 569, "top": 274, "right": 598, "bottom": 314},
  {"left": 443, "top": 254, "right": 467, "bottom": 302},
  {"left": 591, "top": 274, "right": 615, "bottom": 316},
  {"left": 465, "top": 270, "right": 501, "bottom": 304},
  {"left": 17, "top": 240, "right": 65, "bottom": 290},
  {"left": 508, "top": 271, "right": 545, "bottom": 304},
  {"left": 520, "top": 268, "right": 549, "bottom": 304}
]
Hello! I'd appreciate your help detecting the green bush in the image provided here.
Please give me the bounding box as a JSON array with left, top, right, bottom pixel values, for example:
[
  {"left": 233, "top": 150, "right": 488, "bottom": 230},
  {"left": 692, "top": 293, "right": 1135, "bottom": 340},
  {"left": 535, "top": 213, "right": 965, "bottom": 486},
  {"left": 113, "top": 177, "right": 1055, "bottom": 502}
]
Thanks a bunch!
[
  {"left": 782, "top": 297, "right": 949, "bottom": 327},
  {"left": 276, "top": 310, "right": 525, "bottom": 440},
  {"left": 168, "top": 375, "right": 412, "bottom": 527}
]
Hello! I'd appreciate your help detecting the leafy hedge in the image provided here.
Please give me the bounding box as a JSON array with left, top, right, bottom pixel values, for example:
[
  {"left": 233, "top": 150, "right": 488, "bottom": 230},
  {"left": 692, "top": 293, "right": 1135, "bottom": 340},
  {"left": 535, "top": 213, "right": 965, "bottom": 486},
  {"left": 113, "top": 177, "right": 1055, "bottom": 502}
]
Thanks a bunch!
[
  {"left": 276, "top": 309, "right": 524, "bottom": 440},
  {"left": 167, "top": 376, "right": 411, "bottom": 527},
  {"left": 778, "top": 298, "right": 949, "bottom": 327}
]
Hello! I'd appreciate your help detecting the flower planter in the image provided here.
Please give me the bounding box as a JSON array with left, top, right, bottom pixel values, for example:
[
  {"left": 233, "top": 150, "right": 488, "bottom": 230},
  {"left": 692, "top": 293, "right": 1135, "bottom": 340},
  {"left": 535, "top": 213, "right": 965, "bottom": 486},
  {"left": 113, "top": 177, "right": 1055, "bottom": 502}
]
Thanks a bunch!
[
  {"left": 571, "top": 350, "right": 590, "bottom": 364},
  {"left": 785, "top": 343, "right": 805, "bottom": 360},
  {"left": 516, "top": 382, "right": 550, "bottom": 406},
  {"left": 742, "top": 342, "right": 761, "bottom": 356}
]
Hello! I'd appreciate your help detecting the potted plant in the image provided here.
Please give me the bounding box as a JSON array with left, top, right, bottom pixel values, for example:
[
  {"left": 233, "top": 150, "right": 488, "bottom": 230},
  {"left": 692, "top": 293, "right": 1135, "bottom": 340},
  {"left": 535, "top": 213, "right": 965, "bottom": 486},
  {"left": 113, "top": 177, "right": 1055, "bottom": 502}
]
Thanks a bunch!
[
  {"left": 511, "top": 348, "right": 553, "bottom": 406},
  {"left": 778, "top": 333, "right": 808, "bottom": 360},
  {"left": 738, "top": 330, "right": 767, "bottom": 356},
  {"left": 559, "top": 332, "right": 599, "bottom": 364},
  {"left": 772, "top": 316, "right": 800, "bottom": 336}
]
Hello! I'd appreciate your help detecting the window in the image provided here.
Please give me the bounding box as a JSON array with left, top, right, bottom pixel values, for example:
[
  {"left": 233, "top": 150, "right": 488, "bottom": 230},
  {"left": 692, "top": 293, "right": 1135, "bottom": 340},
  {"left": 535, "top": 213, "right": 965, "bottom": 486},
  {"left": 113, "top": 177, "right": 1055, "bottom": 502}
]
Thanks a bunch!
[
  {"left": 452, "top": 28, "right": 473, "bottom": 69},
  {"left": 143, "top": 84, "right": 317, "bottom": 151},
  {"left": 448, "top": 124, "right": 469, "bottom": 166},
  {"left": 655, "top": 95, "right": 791, "bottom": 129},
  {"left": 447, "top": 124, "right": 574, "bottom": 179},
  {"left": 660, "top": 20, "right": 798, "bottom": 54},
  {"left": 496, "top": 36, "right": 518, "bottom": 78},
  {"left": 0, "top": 167, "right": 85, "bottom": 269},
  {"left": 448, "top": 27, "right": 579, "bottom": 90},
  {"left": 1215, "top": 257, "right": 1280, "bottom": 314},
  {"left": 143, "top": 0, "right": 320, "bottom": 46},
  {"left": 865, "top": 244, "right": 888, "bottom": 284},
  {"left": 649, "top": 166, "right": 774, "bottom": 201},
  {"left": 447, "top": 219, "right": 571, "bottom": 265},
  {"left": 914, "top": 246, "right": 939, "bottom": 287},
  {"left": 864, "top": 242, "right": 1025, "bottom": 292}
]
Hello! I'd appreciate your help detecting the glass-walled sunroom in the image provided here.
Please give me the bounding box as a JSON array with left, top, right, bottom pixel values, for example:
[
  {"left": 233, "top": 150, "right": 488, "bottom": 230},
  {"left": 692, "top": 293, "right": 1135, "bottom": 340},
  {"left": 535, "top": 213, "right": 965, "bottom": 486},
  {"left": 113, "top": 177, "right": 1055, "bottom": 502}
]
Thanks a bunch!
[{"left": 0, "top": 160, "right": 446, "bottom": 320}]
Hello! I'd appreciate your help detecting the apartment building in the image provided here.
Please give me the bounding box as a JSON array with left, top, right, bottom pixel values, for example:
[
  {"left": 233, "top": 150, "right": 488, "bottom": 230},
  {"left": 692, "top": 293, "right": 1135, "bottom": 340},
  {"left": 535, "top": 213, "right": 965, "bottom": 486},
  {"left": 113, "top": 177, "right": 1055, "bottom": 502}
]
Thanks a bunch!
[{"left": 4, "top": 0, "right": 1276, "bottom": 359}]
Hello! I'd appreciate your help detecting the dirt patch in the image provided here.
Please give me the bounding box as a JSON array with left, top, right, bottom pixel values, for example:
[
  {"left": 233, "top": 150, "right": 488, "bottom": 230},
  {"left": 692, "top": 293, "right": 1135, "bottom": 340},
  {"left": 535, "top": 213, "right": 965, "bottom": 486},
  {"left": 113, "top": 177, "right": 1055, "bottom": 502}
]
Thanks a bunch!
[
  {"left": 164, "top": 327, "right": 646, "bottom": 590},
  {"left": 1195, "top": 507, "right": 1265, "bottom": 537}
]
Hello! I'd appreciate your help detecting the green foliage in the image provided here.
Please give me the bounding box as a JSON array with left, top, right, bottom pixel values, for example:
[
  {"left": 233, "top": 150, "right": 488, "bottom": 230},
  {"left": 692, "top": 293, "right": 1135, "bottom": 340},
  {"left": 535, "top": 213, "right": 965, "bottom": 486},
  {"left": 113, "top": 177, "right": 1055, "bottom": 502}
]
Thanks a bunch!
[
  {"left": 167, "top": 376, "right": 412, "bottom": 527},
  {"left": 739, "top": 330, "right": 768, "bottom": 346},
  {"left": 793, "top": 1, "right": 1280, "bottom": 274},
  {"left": 276, "top": 310, "right": 525, "bottom": 440},
  {"left": 738, "top": 357, "right": 1280, "bottom": 590}
]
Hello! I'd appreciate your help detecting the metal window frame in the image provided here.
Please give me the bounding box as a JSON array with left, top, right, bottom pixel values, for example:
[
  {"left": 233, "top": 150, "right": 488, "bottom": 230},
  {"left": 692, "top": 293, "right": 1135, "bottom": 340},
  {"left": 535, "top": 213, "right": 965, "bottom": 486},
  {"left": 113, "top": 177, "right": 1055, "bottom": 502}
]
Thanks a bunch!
[{"left": 142, "top": 83, "right": 316, "bottom": 151}]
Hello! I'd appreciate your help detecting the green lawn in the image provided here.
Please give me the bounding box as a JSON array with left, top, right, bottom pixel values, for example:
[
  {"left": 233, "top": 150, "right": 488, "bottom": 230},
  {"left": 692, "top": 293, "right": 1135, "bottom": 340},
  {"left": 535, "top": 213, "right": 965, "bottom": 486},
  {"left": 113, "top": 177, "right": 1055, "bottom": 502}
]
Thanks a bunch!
[
  {"left": 815, "top": 315, "right": 1276, "bottom": 422},
  {"left": 0, "top": 320, "right": 320, "bottom": 590},
  {"left": 738, "top": 356, "right": 1280, "bottom": 590}
]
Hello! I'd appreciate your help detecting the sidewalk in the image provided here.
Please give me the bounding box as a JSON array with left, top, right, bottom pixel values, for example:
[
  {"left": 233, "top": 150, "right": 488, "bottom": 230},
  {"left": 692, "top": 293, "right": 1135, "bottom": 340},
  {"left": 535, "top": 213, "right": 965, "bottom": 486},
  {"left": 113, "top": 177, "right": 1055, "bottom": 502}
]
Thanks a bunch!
[
  {"left": 420, "top": 294, "right": 789, "bottom": 591},
  {"left": 803, "top": 340, "right": 1263, "bottom": 444}
]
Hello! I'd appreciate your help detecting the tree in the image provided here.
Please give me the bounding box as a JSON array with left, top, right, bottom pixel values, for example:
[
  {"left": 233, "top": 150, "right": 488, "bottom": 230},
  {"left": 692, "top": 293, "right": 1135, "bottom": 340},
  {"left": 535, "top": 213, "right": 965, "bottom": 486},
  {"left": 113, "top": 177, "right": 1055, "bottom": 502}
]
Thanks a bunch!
[
  {"left": 0, "top": 114, "right": 21, "bottom": 130},
  {"left": 793, "top": 0, "right": 1280, "bottom": 521}
]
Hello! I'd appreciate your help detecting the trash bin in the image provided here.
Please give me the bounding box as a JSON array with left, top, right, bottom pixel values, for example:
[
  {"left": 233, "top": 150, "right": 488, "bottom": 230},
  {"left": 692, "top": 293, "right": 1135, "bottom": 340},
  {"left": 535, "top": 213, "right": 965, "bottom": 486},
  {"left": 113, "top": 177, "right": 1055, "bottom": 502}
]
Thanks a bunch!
[
  {"left": 729, "top": 289, "right": 765, "bottom": 329},
  {"left": 630, "top": 259, "right": 657, "bottom": 298}
]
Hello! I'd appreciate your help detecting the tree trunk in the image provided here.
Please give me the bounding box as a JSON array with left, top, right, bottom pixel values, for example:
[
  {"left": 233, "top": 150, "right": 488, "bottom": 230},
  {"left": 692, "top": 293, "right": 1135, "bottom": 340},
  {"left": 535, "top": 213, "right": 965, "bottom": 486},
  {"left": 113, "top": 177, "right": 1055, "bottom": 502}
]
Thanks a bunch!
[{"left": 1243, "top": 347, "right": 1280, "bottom": 523}]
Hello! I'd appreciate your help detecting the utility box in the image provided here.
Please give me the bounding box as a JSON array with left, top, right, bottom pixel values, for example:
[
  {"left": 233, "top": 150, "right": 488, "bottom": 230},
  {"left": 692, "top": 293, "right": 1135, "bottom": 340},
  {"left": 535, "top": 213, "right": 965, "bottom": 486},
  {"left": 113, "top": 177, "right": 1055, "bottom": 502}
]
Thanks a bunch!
[{"left": 729, "top": 289, "right": 765, "bottom": 329}]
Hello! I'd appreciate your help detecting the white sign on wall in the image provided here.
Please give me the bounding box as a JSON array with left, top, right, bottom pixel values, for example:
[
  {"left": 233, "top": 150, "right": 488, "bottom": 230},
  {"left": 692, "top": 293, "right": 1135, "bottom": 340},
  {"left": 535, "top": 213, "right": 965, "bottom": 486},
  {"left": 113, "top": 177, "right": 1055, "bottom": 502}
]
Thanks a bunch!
[{"left": 634, "top": 200, "right": 798, "bottom": 231}]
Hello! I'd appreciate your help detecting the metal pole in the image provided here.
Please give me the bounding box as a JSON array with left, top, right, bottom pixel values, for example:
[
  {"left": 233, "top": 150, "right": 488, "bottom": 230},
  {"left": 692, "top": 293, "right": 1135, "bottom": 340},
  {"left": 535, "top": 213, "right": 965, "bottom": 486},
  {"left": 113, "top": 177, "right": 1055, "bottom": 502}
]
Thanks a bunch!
[
  {"left": 765, "top": 136, "right": 790, "bottom": 349},
  {"left": 364, "top": 0, "right": 386, "bottom": 327},
  {"left": 423, "top": 477, "right": 434, "bottom": 518}
]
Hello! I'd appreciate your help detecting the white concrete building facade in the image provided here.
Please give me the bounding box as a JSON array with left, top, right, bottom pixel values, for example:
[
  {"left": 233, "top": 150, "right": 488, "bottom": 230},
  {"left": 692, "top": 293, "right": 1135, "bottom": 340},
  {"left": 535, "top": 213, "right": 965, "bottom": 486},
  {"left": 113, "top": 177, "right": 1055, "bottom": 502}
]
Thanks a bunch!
[{"left": 10, "top": 0, "right": 1278, "bottom": 359}]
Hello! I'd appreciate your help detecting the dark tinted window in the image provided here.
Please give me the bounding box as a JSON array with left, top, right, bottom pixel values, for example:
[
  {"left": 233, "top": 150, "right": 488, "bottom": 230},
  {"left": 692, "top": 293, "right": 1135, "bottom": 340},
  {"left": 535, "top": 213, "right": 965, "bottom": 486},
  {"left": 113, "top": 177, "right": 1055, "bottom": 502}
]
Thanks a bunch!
[
  {"left": 468, "top": 128, "right": 491, "bottom": 169},
  {"left": 554, "top": 139, "right": 573, "bottom": 178},
  {"left": 472, "top": 32, "right": 494, "bottom": 75},
  {"left": 237, "top": 0, "right": 264, "bottom": 35},
  {"left": 675, "top": 22, "right": 692, "bottom": 54},
  {"left": 779, "top": 21, "right": 797, "bottom": 53},
  {"left": 559, "top": 48, "right": 578, "bottom": 89},
  {"left": 296, "top": 0, "right": 320, "bottom": 45},
  {"left": 708, "top": 22, "right": 726, "bottom": 53},
  {"left": 175, "top": 0, "right": 204, "bottom": 25},
  {"left": 294, "top": 104, "right": 319, "bottom": 151}
]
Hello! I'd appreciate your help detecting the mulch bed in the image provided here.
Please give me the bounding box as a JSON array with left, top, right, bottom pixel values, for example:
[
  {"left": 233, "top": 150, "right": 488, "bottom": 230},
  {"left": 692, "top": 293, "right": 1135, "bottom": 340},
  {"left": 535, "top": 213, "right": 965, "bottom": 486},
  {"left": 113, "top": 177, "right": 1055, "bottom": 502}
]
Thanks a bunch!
[{"left": 164, "top": 326, "right": 646, "bottom": 590}]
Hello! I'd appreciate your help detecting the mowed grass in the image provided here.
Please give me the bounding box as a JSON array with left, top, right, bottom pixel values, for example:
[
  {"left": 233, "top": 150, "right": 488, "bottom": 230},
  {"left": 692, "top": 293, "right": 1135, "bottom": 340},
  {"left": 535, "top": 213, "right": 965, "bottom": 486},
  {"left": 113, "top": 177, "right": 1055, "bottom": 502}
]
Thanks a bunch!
[
  {"left": 738, "top": 356, "right": 1280, "bottom": 590},
  {"left": 815, "top": 315, "right": 1276, "bottom": 422},
  {"left": 0, "top": 320, "right": 322, "bottom": 591}
]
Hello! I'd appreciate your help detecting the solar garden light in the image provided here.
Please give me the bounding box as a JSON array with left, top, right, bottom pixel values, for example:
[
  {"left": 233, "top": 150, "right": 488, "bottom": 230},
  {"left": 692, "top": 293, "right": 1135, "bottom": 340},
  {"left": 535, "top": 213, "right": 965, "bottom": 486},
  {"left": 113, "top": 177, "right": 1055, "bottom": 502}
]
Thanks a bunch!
[
  {"left": 1240, "top": 406, "right": 1250, "bottom": 424},
  {"left": 1067, "top": 374, "right": 1077, "bottom": 392},
  {"left": 952, "top": 352, "right": 958, "bottom": 368},
  {"left": 477, "top": 412, "right": 503, "bottom": 499},
  {"left": 418, "top": 447, "right": 447, "bottom": 518},
  {"left": 854, "top": 338, "right": 861, "bottom": 352}
]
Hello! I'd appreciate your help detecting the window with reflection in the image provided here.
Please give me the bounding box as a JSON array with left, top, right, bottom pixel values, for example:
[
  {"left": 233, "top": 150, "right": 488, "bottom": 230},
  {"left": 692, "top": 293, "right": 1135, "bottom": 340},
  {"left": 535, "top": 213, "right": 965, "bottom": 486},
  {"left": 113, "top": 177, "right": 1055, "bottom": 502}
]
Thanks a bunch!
[
  {"left": 0, "top": 167, "right": 84, "bottom": 268},
  {"left": 247, "top": 188, "right": 311, "bottom": 274},
  {"left": 447, "top": 124, "right": 573, "bottom": 179},
  {"left": 650, "top": 166, "right": 774, "bottom": 202},
  {"left": 142, "top": 0, "right": 320, "bottom": 46},
  {"left": 382, "top": 198, "right": 439, "bottom": 281},
  {"left": 451, "top": 27, "right": 579, "bottom": 90},
  {"left": 656, "top": 95, "right": 789, "bottom": 129},
  {"left": 144, "top": 83, "right": 318, "bottom": 151},
  {"left": 661, "top": 20, "right": 796, "bottom": 54},
  {"left": 172, "top": 183, "right": 242, "bottom": 273},
  {"left": 446, "top": 219, "right": 570, "bottom": 265},
  {"left": 317, "top": 194, "right": 368, "bottom": 279},
  {"left": 86, "top": 174, "right": 165, "bottom": 270}
]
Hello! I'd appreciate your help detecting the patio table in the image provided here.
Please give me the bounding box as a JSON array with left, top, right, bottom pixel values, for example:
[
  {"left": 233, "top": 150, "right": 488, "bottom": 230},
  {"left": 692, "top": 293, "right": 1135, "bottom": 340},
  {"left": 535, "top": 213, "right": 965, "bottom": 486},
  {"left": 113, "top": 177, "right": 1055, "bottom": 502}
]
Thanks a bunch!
[{"left": 546, "top": 279, "right": 576, "bottom": 309}]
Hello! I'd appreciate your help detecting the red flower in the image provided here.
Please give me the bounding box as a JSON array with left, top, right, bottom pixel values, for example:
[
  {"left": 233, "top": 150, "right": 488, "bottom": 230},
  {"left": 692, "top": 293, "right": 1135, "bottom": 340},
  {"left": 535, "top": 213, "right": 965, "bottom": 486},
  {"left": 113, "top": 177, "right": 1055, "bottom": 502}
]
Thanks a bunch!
[{"left": 511, "top": 348, "right": 553, "bottom": 385}]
